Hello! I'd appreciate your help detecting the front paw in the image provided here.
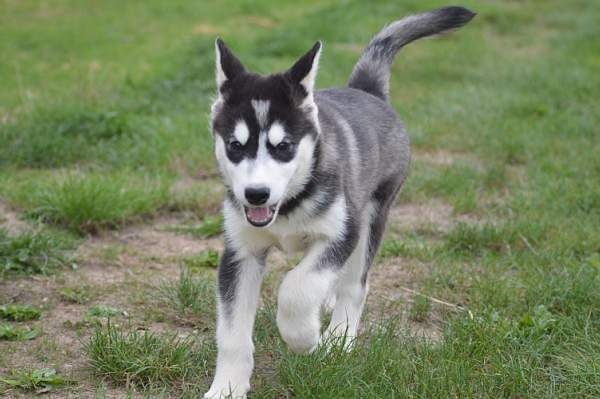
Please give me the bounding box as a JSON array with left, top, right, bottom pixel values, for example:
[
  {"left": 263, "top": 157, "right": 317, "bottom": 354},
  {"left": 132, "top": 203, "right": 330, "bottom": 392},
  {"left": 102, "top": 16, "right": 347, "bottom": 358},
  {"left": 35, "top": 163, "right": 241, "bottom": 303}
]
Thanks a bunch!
[{"left": 204, "top": 378, "right": 249, "bottom": 399}]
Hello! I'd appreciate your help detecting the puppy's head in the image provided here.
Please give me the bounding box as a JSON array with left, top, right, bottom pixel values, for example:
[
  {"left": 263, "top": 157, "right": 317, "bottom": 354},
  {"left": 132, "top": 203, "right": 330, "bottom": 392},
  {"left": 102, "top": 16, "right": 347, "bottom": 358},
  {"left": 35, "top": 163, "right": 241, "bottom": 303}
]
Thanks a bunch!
[{"left": 211, "top": 39, "right": 322, "bottom": 227}]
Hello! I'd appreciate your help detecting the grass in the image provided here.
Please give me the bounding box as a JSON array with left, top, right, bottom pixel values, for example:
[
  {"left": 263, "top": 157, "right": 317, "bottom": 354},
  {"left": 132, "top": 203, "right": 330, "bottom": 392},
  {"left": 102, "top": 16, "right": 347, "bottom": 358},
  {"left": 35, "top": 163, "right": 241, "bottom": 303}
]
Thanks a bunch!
[
  {"left": 157, "top": 268, "right": 216, "bottom": 327},
  {"left": 0, "top": 324, "right": 40, "bottom": 341},
  {"left": 86, "top": 305, "right": 122, "bottom": 319},
  {"left": 378, "top": 238, "right": 410, "bottom": 260},
  {"left": 167, "top": 215, "right": 223, "bottom": 239},
  {"left": 0, "top": 367, "right": 72, "bottom": 394},
  {"left": 0, "top": 0, "right": 599, "bottom": 397},
  {"left": 59, "top": 285, "right": 95, "bottom": 304},
  {"left": 0, "top": 106, "right": 132, "bottom": 169},
  {"left": 0, "top": 228, "right": 76, "bottom": 276},
  {"left": 0, "top": 305, "right": 41, "bottom": 322},
  {"left": 2, "top": 172, "right": 169, "bottom": 235},
  {"left": 86, "top": 322, "right": 210, "bottom": 389},
  {"left": 409, "top": 296, "right": 432, "bottom": 322},
  {"left": 168, "top": 181, "right": 224, "bottom": 217},
  {"left": 182, "top": 249, "right": 220, "bottom": 270},
  {"left": 264, "top": 313, "right": 600, "bottom": 398},
  {"left": 443, "top": 222, "right": 512, "bottom": 257}
]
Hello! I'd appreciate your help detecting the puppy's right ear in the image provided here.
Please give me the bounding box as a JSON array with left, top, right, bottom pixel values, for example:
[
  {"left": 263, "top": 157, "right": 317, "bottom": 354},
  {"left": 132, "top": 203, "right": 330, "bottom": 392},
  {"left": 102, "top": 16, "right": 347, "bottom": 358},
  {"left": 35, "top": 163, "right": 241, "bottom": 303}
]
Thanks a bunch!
[{"left": 215, "top": 38, "right": 246, "bottom": 90}]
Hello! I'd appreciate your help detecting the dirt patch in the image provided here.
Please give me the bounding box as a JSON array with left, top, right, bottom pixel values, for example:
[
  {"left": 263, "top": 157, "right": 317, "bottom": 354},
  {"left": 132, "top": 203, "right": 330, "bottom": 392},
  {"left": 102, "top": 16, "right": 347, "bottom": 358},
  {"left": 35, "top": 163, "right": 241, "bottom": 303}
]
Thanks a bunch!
[
  {"left": 0, "top": 276, "right": 94, "bottom": 397},
  {"left": 1, "top": 213, "right": 226, "bottom": 398},
  {"left": 367, "top": 258, "right": 443, "bottom": 341},
  {"left": 78, "top": 216, "right": 222, "bottom": 262},
  {"left": 363, "top": 199, "right": 482, "bottom": 340},
  {"left": 118, "top": 217, "right": 223, "bottom": 259},
  {"left": 390, "top": 200, "right": 477, "bottom": 233},
  {"left": 73, "top": 216, "right": 223, "bottom": 291},
  {"left": 413, "top": 149, "right": 483, "bottom": 170},
  {"left": 0, "top": 201, "right": 29, "bottom": 234},
  {"left": 1, "top": 198, "right": 474, "bottom": 395}
]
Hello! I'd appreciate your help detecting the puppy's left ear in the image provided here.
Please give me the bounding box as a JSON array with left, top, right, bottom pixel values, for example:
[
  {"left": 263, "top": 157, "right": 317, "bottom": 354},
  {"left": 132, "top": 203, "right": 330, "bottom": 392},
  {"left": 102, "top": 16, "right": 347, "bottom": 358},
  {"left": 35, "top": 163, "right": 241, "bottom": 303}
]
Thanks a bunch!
[
  {"left": 215, "top": 38, "right": 246, "bottom": 90},
  {"left": 286, "top": 41, "right": 322, "bottom": 95}
]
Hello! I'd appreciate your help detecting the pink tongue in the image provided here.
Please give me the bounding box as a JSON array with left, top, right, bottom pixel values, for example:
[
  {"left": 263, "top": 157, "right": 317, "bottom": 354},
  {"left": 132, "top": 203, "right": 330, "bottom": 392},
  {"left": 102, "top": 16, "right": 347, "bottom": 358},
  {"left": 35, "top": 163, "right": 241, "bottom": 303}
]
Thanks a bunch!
[{"left": 247, "top": 207, "right": 270, "bottom": 221}]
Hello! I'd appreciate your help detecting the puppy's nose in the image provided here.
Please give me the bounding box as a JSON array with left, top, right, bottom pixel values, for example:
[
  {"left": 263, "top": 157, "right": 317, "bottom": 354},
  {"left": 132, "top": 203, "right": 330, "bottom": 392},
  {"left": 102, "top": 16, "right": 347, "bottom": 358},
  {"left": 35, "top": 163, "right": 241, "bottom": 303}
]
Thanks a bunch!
[{"left": 245, "top": 186, "right": 270, "bottom": 206}]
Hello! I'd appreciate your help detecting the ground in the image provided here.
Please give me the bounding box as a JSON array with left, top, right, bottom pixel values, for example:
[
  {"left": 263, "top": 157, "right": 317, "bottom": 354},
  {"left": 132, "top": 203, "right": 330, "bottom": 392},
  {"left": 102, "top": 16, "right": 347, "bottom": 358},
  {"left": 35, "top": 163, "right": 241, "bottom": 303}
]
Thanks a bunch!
[{"left": 1, "top": 0, "right": 599, "bottom": 398}]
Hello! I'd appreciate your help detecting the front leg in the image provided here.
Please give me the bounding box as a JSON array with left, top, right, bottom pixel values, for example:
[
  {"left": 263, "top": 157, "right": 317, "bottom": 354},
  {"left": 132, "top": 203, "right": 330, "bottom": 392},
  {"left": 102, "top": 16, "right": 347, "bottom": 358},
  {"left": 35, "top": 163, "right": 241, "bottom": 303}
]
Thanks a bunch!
[
  {"left": 204, "top": 246, "right": 265, "bottom": 399},
  {"left": 277, "top": 231, "right": 358, "bottom": 353}
]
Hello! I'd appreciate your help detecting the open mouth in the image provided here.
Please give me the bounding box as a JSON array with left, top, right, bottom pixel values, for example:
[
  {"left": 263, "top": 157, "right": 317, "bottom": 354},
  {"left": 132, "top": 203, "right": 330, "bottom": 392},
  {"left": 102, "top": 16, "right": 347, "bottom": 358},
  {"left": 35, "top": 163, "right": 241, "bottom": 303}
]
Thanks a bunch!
[{"left": 244, "top": 205, "right": 277, "bottom": 227}]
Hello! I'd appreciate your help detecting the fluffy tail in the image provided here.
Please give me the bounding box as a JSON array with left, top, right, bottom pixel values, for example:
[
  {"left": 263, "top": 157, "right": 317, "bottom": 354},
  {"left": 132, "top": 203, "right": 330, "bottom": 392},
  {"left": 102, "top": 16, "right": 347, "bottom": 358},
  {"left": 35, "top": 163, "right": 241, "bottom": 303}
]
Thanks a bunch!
[{"left": 347, "top": 6, "right": 476, "bottom": 101}]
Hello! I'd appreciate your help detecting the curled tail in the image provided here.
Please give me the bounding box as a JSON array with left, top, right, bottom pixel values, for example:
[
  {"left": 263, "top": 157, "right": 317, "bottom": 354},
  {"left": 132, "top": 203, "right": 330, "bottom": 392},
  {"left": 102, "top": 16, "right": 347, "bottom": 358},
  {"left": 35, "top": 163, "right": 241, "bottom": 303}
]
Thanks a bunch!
[{"left": 348, "top": 6, "right": 476, "bottom": 101}]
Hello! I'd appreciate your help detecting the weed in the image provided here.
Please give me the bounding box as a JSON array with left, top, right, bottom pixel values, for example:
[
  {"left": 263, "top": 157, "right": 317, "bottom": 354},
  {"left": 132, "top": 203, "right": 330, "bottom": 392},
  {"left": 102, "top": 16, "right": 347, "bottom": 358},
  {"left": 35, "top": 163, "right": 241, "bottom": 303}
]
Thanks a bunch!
[
  {"left": 0, "top": 305, "right": 41, "bottom": 321},
  {"left": 0, "top": 324, "right": 40, "bottom": 341},
  {"left": 0, "top": 228, "right": 76, "bottom": 276},
  {"left": 87, "top": 306, "right": 122, "bottom": 318},
  {"left": 59, "top": 286, "right": 95, "bottom": 304},
  {"left": 0, "top": 368, "right": 73, "bottom": 393}
]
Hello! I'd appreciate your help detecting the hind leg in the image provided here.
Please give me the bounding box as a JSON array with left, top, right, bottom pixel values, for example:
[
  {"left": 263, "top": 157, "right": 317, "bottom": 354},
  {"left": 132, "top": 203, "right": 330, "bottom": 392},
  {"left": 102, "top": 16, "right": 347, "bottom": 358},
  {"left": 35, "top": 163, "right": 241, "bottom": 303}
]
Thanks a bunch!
[
  {"left": 324, "top": 190, "right": 397, "bottom": 345},
  {"left": 323, "top": 232, "right": 369, "bottom": 344},
  {"left": 324, "top": 203, "right": 376, "bottom": 345}
]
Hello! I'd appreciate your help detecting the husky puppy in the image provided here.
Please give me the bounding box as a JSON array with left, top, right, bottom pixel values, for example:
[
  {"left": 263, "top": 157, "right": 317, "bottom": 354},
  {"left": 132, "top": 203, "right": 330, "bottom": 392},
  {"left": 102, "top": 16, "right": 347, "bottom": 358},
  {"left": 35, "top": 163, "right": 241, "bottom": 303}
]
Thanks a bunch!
[{"left": 205, "top": 6, "right": 475, "bottom": 398}]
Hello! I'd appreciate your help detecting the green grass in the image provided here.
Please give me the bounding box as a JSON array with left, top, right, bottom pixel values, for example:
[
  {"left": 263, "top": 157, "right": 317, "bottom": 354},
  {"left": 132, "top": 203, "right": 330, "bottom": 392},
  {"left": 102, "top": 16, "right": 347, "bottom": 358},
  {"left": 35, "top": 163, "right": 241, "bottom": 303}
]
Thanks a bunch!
[
  {"left": 157, "top": 268, "right": 216, "bottom": 327},
  {"left": 0, "top": 324, "right": 40, "bottom": 341},
  {"left": 1, "top": 0, "right": 599, "bottom": 397},
  {"left": 0, "top": 305, "right": 41, "bottom": 322},
  {"left": 2, "top": 172, "right": 169, "bottom": 234},
  {"left": 86, "top": 305, "right": 122, "bottom": 319},
  {"left": 168, "top": 181, "right": 224, "bottom": 217},
  {"left": 0, "top": 367, "right": 73, "bottom": 394},
  {"left": 59, "top": 285, "right": 95, "bottom": 304},
  {"left": 182, "top": 249, "right": 220, "bottom": 270},
  {"left": 378, "top": 238, "right": 410, "bottom": 260},
  {"left": 0, "top": 106, "right": 132, "bottom": 169},
  {"left": 409, "top": 296, "right": 432, "bottom": 322},
  {"left": 86, "top": 322, "right": 211, "bottom": 389},
  {"left": 167, "top": 215, "right": 223, "bottom": 239},
  {"left": 0, "top": 228, "right": 76, "bottom": 276},
  {"left": 259, "top": 313, "right": 600, "bottom": 398}
]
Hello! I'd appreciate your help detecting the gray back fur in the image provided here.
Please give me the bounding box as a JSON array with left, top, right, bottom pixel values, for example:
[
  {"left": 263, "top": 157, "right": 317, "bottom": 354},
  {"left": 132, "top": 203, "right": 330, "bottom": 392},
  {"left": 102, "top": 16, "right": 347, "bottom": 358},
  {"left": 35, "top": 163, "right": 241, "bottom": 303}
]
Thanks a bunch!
[{"left": 314, "top": 88, "right": 409, "bottom": 213}]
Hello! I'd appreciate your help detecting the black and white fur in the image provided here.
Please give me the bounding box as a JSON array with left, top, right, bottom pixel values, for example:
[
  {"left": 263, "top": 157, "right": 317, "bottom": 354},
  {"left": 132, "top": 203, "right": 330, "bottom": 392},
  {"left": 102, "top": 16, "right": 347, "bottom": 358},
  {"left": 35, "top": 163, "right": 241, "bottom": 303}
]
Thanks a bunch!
[{"left": 205, "top": 6, "right": 475, "bottom": 398}]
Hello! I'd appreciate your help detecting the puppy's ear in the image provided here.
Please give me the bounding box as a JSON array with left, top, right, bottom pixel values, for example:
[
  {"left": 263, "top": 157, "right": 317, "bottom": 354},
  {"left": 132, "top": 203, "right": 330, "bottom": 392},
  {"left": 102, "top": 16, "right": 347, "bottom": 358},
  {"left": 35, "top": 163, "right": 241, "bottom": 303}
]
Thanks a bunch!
[
  {"left": 286, "top": 41, "right": 322, "bottom": 95},
  {"left": 215, "top": 38, "right": 246, "bottom": 90}
]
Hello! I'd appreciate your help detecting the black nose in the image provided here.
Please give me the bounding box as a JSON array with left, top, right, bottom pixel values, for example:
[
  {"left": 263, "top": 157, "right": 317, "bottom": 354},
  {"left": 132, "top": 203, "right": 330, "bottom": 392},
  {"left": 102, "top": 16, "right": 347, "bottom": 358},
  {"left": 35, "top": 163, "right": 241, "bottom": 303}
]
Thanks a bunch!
[{"left": 245, "top": 186, "right": 270, "bottom": 206}]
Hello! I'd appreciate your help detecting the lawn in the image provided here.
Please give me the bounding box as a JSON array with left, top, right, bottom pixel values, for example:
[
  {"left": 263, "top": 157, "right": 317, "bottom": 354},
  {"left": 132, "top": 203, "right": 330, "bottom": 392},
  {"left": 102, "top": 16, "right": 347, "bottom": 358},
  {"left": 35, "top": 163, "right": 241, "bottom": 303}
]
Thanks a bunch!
[{"left": 1, "top": 0, "right": 599, "bottom": 397}]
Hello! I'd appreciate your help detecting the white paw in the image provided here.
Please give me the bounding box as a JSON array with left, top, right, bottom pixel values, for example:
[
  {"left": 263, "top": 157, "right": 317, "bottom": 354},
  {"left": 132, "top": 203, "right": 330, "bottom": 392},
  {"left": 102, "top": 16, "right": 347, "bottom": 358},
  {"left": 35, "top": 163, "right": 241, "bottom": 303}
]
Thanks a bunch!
[
  {"left": 204, "top": 382, "right": 249, "bottom": 399},
  {"left": 278, "top": 315, "right": 320, "bottom": 353}
]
